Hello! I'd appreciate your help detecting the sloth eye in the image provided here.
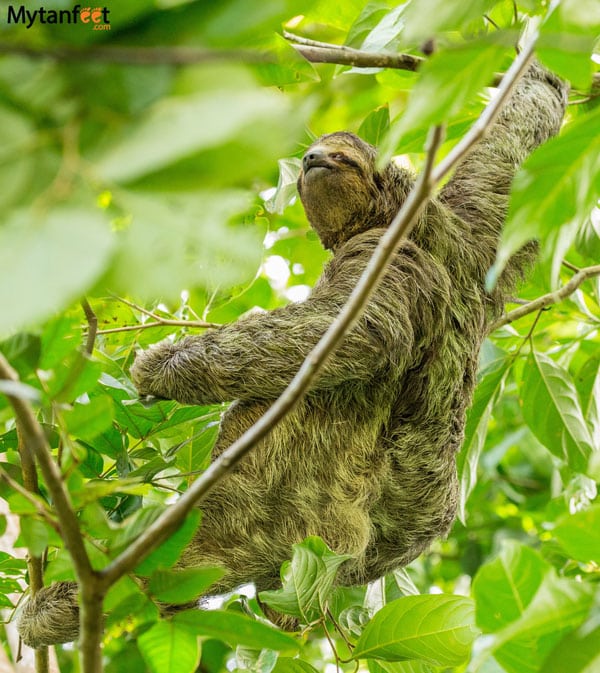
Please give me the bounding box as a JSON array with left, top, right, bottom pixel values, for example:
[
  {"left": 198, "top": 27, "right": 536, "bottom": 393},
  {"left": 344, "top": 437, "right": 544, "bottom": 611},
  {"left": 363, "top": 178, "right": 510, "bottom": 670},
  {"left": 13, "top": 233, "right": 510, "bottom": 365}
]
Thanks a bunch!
[{"left": 330, "top": 152, "right": 345, "bottom": 160}]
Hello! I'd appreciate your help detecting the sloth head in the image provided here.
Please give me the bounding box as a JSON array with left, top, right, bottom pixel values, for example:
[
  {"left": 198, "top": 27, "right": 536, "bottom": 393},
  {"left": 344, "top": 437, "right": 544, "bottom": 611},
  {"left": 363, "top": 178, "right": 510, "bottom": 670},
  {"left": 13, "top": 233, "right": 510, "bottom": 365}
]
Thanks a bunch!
[{"left": 297, "top": 132, "right": 402, "bottom": 250}]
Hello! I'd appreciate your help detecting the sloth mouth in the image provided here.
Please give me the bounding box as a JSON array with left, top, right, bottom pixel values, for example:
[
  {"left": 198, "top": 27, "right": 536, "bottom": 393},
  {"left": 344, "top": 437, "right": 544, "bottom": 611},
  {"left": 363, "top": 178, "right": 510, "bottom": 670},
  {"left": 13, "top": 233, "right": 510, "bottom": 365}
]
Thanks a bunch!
[{"left": 304, "top": 161, "right": 335, "bottom": 176}]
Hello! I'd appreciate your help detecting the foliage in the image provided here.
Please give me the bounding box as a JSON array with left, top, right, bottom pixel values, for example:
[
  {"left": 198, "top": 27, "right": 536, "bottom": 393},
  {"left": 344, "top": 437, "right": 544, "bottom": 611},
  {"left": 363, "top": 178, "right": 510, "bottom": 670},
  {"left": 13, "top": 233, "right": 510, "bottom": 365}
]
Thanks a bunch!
[{"left": 0, "top": 1, "right": 599, "bottom": 672}]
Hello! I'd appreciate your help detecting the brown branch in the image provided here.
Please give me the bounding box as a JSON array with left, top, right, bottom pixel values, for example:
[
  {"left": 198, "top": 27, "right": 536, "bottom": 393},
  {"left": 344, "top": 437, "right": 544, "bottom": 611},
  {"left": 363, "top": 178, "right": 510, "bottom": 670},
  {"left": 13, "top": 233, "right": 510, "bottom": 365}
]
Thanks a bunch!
[
  {"left": 0, "top": 39, "right": 423, "bottom": 72},
  {"left": 0, "top": 356, "right": 93, "bottom": 581},
  {"left": 1, "top": 39, "right": 597, "bottom": 94},
  {"left": 490, "top": 264, "right": 600, "bottom": 331}
]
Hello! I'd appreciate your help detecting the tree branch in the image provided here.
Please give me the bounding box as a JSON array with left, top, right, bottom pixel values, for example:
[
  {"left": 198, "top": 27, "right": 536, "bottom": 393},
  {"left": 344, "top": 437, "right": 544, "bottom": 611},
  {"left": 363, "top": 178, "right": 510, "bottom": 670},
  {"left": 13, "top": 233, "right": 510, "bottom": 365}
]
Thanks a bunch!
[
  {"left": 0, "top": 356, "right": 93, "bottom": 583},
  {"left": 490, "top": 264, "right": 600, "bottom": 332}
]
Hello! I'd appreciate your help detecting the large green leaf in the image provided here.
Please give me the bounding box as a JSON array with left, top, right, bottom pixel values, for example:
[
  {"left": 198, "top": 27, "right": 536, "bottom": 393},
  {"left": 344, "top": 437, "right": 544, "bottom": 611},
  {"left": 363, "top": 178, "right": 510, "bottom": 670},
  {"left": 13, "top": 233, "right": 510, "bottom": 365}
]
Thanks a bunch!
[
  {"left": 96, "top": 68, "right": 301, "bottom": 184},
  {"left": 272, "top": 658, "right": 319, "bottom": 673},
  {"left": 541, "top": 624, "right": 600, "bottom": 673},
  {"left": 149, "top": 567, "right": 226, "bottom": 604},
  {"left": 352, "top": 594, "right": 478, "bottom": 666},
  {"left": 402, "top": 0, "right": 496, "bottom": 42},
  {"left": 553, "top": 504, "right": 600, "bottom": 564},
  {"left": 472, "top": 542, "right": 550, "bottom": 632},
  {"left": 474, "top": 571, "right": 595, "bottom": 673},
  {"left": 138, "top": 620, "right": 200, "bottom": 673},
  {"left": 457, "top": 356, "right": 510, "bottom": 522},
  {"left": 107, "top": 190, "right": 262, "bottom": 300},
  {"left": 491, "top": 107, "right": 600, "bottom": 286},
  {"left": 259, "top": 536, "right": 352, "bottom": 622},
  {"left": 381, "top": 39, "right": 506, "bottom": 162},
  {"left": 173, "top": 609, "right": 298, "bottom": 654},
  {"left": 521, "top": 351, "right": 594, "bottom": 473},
  {"left": 0, "top": 207, "right": 113, "bottom": 337}
]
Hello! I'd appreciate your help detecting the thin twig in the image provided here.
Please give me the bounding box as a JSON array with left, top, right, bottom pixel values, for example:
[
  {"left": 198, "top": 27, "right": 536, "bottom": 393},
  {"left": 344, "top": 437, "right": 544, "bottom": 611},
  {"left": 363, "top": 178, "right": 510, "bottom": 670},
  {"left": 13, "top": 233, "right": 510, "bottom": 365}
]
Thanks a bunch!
[
  {"left": 81, "top": 299, "right": 97, "bottom": 356},
  {"left": 95, "top": 296, "right": 219, "bottom": 335},
  {"left": 97, "top": 320, "right": 214, "bottom": 335},
  {"left": 490, "top": 264, "right": 600, "bottom": 331},
  {"left": 0, "top": 466, "right": 59, "bottom": 533}
]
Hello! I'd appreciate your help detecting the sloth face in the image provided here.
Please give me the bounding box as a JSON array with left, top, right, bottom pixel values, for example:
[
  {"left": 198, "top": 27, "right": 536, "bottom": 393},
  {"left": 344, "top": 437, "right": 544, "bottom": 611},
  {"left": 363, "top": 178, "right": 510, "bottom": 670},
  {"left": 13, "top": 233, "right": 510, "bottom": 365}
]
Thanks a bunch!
[{"left": 297, "top": 132, "right": 382, "bottom": 250}]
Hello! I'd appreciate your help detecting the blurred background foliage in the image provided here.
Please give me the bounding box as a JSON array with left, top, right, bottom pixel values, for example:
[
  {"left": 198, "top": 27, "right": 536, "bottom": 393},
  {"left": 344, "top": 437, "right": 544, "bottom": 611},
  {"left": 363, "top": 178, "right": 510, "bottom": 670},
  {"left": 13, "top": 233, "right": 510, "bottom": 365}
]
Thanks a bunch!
[{"left": 0, "top": 0, "right": 599, "bottom": 672}]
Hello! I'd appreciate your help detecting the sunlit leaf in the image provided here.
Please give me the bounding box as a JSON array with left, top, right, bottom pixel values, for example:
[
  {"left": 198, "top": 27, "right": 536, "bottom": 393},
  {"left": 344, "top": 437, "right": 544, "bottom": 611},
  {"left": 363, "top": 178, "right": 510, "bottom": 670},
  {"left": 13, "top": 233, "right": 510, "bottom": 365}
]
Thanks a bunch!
[
  {"left": 359, "top": 105, "right": 390, "bottom": 146},
  {"left": 553, "top": 504, "right": 600, "bottom": 564},
  {"left": 149, "top": 567, "right": 226, "bottom": 604},
  {"left": 259, "top": 536, "right": 352, "bottom": 622},
  {"left": 457, "top": 356, "right": 510, "bottom": 522},
  {"left": 138, "top": 620, "right": 200, "bottom": 673},
  {"left": 173, "top": 609, "right": 298, "bottom": 653},
  {"left": 521, "top": 351, "right": 594, "bottom": 473},
  {"left": 381, "top": 39, "right": 505, "bottom": 162},
  {"left": 352, "top": 595, "right": 478, "bottom": 666},
  {"left": 491, "top": 107, "right": 600, "bottom": 286},
  {"left": 402, "top": 0, "right": 496, "bottom": 42},
  {"left": 472, "top": 541, "right": 550, "bottom": 632},
  {"left": 0, "top": 208, "right": 113, "bottom": 337}
]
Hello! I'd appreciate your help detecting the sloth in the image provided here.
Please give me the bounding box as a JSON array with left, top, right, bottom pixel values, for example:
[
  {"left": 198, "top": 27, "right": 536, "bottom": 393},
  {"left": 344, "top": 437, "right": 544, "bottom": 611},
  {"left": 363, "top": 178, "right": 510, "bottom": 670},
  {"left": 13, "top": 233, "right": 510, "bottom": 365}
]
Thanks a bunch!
[{"left": 17, "top": 63, "right": 567, "bottom": 648}]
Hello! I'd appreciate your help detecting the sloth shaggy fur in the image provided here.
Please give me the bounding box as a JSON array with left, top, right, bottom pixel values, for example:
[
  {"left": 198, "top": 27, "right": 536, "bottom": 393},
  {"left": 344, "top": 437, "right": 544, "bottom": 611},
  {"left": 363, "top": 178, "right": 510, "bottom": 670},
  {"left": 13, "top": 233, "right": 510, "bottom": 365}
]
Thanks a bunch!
[{"left": 17, "top": 64, "right": 567, "bottom": 648}]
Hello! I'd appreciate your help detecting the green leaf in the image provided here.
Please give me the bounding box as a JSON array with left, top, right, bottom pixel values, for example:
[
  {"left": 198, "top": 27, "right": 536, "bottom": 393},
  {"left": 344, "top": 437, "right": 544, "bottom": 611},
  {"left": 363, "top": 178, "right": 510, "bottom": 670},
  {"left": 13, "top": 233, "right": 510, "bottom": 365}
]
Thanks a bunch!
[
  {"left": 369, "top": 660, "right": 434, "bottom": 673},
  {"left": 553, "top": 504, "right": 600, "bottom": 564},
  {"left": 107, "top": 190, "right": 262, "bottom": 300},
  {"left": 272, "top": 659, "right": 319, "bottom": 673},
  {"left": 96, "top": 69, "right": 300, "bottom": 184},
  {"left": 475, "top": 571, "right": 595, "bottom": 673},
  {"left": 254, "top": 33, "right": 320, "bottom": 87},
  {"left": 64, "top": 396, "right": 115, "bottom": 442},
  {"left": 541, "top": 624, "right": 600, "bottom": 673},
  {"left": 259, "top": 536, "right": 352, "bottom": 622},
  {"left": 173, "top": 609, "right": 298, "bottom": 654},
  {"left": 0, "top": 207, "right": 113, "bottom": 337},
  {"left": 457, "top": 356, "right": 510, "bottom": 522},
  {"left": 359, "top": 105, "right": 390, "bottom": 146},
  {"left": 520, "top": 351, "right": 594, "bottom": 473},
  {"left": 491, "top": 107, "right": 600, "bottom": 286},
  {"left": 402, "top": 0, "right": 496, "bottom": 42},
  {"left": 111, "top": 507, "right": 201, "bottom": 575},
  {"left": 381, "top": 39, "right": 505, "bottom": 162},
  {"left": 472, "top": 541, "right": 550, "bottom": 632},
  {"left": 138, "top": 620, "right": 200, "bottom": 673},
  {"left": 149, "top": 567, "right": 226, "bottom": 604},
  {"left": 265, "top": 158, "right": 302, "bottom": 215},
  {"left": 352, "top": 594, "right": 478, "bottom": 666}
]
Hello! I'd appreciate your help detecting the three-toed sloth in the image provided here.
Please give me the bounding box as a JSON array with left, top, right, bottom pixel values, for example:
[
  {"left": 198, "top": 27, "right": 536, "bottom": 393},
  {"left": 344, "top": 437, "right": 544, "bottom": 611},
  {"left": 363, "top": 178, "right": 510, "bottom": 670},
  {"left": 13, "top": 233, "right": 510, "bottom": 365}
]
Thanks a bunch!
[{"left": 18, "top": 63, "right": 567, "bottom": 649}]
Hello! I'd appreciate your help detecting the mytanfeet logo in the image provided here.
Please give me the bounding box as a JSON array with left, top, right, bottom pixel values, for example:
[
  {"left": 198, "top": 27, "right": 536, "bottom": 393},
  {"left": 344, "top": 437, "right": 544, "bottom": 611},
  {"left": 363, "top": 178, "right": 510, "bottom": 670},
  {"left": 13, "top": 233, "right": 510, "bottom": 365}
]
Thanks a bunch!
[{"left": 6, "top": 5, "right": 111, "bottom": 30}]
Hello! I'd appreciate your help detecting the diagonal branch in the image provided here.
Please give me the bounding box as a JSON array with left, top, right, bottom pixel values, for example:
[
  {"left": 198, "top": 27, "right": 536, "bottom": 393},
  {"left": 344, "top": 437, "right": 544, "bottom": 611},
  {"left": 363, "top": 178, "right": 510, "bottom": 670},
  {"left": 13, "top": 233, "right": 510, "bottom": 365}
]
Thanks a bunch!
[
  {"left": 0, "top": 355, "right": 93, "bottom": 584},
  {"left": 490, "top": 264, "right": 600, "bottom": 332}
]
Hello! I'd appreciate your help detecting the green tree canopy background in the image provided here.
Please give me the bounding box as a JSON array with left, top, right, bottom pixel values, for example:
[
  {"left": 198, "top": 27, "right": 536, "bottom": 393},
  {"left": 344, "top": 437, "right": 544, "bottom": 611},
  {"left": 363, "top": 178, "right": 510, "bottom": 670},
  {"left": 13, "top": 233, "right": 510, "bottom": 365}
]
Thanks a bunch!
[{"left": 0, "top": 1, "right": 599, "bottom": 672}]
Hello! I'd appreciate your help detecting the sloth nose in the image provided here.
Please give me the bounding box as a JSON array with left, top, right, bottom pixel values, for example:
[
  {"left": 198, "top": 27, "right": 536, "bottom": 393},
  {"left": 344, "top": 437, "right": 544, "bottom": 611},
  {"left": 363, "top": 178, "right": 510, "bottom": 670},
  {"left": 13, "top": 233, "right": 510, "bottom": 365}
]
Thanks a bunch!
[{"left": 303, "top": 149, "right": 328, "bottom": 171}]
